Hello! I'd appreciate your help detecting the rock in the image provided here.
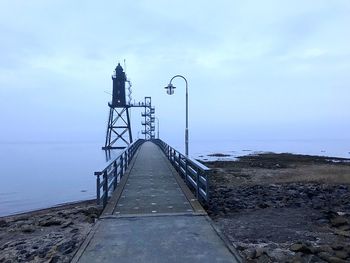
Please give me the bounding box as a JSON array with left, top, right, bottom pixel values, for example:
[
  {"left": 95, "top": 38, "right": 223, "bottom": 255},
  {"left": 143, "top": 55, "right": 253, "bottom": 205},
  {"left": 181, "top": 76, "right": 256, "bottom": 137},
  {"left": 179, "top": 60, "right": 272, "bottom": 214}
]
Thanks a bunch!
[
  {"left": 61, "top": 220, "right": 73, "bottom": 228},
  {"left": 332, "top": 244, "right": 344, "bottom": 251},
  {"left": 48, "top": 255, "right": 60, "bottom": 263},
  {"left": 290, "top": 243, "right": 312, "bottom": 254},
  {"left": 39, "top": 218, "right": 62, "bottom": 227},
  {"left": 317, "top": 252, "right": 348, "bottom": 263},
  {"left": 82, "top": 207, "right": 100, "bottom": 216},
  {"left": 315, "top": 245, "right": 334, "bottom": 254},
  {"left": 38, "top": 245, "right": 52, "bottom": 258},
  {"left": 58, "top": 239, "right": 76, "bottom": 255},
  {"left": 0, "top": 219, "right": 8, "bottom": 228},
  {"left": 335, "top": 250, "right": 349, "bottom": 260},
  {"left": 333, "top": 229, "right": 350, "bottom": 237},
  {"left": 21, "top": 225, "right": 35, "bottom": 233},
  {"left": 255, "top": 247, "right": 265, "bottom": 258},
  {"left": 338, "top": 225, "right": 350, "bottom": 231},
  {"left": 326, "top": 257, "right": 348, "bottom": 263},
  {"left": 331, "top": 216, "right": 348, "bottom": 227},
  {"left": 245, "top": 247, "right": 257, "bottom": 259}
]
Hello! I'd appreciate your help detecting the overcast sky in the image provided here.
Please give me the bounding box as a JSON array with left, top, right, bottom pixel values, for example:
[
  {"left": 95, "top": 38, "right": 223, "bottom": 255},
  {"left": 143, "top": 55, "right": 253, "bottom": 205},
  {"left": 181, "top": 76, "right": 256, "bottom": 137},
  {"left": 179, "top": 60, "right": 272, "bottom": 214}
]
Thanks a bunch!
[{"left": 0, "top": 0, "right": 349, "bottom": 146}]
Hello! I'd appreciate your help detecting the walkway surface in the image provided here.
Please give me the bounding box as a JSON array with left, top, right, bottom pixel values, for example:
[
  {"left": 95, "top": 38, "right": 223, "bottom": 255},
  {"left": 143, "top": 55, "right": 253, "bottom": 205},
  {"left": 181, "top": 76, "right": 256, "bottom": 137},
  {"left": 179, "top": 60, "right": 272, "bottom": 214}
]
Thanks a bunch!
[{"left": 73, "top": 142, "right": 240, "bottom": 263}]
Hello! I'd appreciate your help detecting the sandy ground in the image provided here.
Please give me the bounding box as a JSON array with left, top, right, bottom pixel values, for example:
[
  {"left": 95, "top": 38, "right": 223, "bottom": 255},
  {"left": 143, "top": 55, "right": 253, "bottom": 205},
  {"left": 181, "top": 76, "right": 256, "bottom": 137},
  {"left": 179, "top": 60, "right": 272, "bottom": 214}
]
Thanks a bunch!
[
  {"left": 205, "top": 153, "right": 350, "bottom": 262},
  {"left": 0, "top": 200, "right": 102, "bottom": 263}
]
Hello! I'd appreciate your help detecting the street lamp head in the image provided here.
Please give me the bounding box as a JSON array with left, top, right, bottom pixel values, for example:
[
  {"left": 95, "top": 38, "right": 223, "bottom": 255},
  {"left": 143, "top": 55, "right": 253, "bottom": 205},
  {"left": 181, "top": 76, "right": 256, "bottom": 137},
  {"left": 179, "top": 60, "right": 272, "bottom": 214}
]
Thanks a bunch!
[{"left": 165, "top": 83, "right": 176, "bottom": 95}]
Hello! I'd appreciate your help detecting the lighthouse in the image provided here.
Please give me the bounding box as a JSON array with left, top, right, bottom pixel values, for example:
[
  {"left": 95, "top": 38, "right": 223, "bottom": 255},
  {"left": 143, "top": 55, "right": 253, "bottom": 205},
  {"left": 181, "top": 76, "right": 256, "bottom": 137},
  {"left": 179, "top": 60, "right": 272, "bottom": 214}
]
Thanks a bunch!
[
  {"left": 103, "top": 63, "right": 132, "bottom": 150},
  {"left": 111, "top": 63, "right": 127, "bottom": 107}
]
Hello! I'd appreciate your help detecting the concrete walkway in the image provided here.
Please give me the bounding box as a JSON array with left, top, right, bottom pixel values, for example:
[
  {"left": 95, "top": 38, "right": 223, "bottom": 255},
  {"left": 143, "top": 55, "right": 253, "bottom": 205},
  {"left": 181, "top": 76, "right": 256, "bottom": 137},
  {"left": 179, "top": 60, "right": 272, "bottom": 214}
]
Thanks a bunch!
[{"left": 72, "top": 142, "right": 240, "bottom": 263}]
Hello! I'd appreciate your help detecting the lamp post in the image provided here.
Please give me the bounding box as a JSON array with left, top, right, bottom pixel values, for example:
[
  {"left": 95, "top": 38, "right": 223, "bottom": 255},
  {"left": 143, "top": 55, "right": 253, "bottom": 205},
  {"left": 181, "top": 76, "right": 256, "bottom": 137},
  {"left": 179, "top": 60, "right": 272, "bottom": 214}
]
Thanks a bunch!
[
  {"left": 155, "top": 117, "right": 160, "bottom": 139},
  {"left": 164, "top": 75, "right": 189, "bottom": 156}
]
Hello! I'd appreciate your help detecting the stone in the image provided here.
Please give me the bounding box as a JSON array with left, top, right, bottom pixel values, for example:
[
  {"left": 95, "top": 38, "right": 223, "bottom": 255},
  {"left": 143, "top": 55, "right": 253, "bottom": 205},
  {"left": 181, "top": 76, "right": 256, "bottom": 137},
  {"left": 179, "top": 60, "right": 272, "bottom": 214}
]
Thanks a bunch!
[
  {"left": 0, "top": 219, "right": 8, "bottom": 228},
  {"left": 48, "top": 255, "right": 60, "bottom": 263},
  {"left": 331, "top": 216, "right": 348, "bottom": 227},
  {"left": 21, "top": 225, "right": 35, "bottom": 233},
  {"left": 317, "top": 252, "right": 348, "bottom": 263},
  {"left": 332, "top": 244, "right": 344, "bottom": 251},
  {"left": 39, "top": 218, "right": 62, "bottom": 227},
  {"left": 61, "top": 220, "right": 73, "bottom": 229},
  {"left": 335, "top": 250, "right": 348, "bottom": 260},
  {"left": 245, "top": 247, "right": 257, "bottom": 259},
  {"left": 83, "top": 207, "right": 100, "bottom": 216},
  {"left": 338, "top": 225, "right": 350, "bottom": 231},
  {"left": 290, "top": 243, "right": 312, "bottom": 254},
  {"left": 58, "top": 239, "right": 76, "bottom": 254},
  {"left": 327, "top": 257, "right": 347, "bottom": 263}
]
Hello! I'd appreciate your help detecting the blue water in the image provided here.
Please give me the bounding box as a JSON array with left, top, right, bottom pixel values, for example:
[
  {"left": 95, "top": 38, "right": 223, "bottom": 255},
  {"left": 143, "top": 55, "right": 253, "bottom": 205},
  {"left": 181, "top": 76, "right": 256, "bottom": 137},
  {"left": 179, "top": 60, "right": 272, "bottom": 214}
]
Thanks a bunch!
[
  {"left": 0, "top": 139, "right": 349, "bottom": 217},
  {"left": 0, "top": 142, "right": 120, "bottom": 217}
]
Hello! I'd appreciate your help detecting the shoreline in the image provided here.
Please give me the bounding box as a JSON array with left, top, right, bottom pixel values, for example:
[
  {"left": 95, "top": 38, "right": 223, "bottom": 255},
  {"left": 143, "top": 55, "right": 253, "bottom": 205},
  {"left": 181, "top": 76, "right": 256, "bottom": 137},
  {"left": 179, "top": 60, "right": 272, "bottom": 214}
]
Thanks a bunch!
[
  {"left": 1, "top": 152, "right": 350, "bottom": 262},
  {"left": 0, "top": 199, "right": 96, "bottom": 219},
  {"left": 0, "top": 199, "right": 102, "bottom": 262}
]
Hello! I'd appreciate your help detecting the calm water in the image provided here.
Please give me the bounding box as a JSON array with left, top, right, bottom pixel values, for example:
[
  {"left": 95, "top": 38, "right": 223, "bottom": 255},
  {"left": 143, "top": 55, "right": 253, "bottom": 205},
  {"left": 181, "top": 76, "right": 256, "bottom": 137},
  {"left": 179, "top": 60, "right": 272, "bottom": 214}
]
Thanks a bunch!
[
  {"left": 0, "top": 142, "right": 120, "bottom": 217},
  {"left": 0, "top": 139, "right": 349, "bottom": 217}
]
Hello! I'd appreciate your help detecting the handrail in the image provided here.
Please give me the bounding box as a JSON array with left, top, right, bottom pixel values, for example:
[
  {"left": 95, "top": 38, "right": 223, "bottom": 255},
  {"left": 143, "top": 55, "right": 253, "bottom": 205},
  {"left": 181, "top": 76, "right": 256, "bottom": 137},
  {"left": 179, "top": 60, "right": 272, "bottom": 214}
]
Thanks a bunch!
[
  {"left": 152, "top": 139, "right": 210, "bottom": 205},
  {"left": 95, "top": 139, "right": 145, "bottom": 208}
]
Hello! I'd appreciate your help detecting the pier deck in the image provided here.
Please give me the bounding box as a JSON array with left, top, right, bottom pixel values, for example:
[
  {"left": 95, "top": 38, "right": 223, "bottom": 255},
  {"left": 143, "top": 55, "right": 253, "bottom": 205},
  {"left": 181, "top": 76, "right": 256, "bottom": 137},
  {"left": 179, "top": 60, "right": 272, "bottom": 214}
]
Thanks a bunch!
[{"left": 72, "top": 142, "right": 240, "bottom": 263}]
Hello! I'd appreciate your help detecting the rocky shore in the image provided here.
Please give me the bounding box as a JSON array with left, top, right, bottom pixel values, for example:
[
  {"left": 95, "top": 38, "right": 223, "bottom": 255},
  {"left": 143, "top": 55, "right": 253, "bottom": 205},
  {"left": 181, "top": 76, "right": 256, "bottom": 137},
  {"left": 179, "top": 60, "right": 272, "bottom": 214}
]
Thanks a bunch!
[
  {"left": 0, "top": 200, "right": 102, "bottom": 263},
  {"left": 205, "top": 153, "right": 350, "bottom": 262}
]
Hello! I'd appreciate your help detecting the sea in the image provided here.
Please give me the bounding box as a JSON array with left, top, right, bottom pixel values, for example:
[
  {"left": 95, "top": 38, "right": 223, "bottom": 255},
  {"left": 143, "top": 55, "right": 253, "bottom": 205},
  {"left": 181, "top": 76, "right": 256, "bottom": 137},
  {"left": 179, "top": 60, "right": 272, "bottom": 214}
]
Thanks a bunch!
[{"left": 0, "top": 139, "right": 349, "bottom": 217}]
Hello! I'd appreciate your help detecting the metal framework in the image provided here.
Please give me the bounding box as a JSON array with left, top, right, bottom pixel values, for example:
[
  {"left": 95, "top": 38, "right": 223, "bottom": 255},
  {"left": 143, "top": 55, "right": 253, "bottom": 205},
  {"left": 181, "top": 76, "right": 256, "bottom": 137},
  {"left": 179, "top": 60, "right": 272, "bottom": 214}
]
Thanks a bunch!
[
  {"left": 103, "top": 97, "right": 156, "bottom": 150},
  {"left": 141, "top": 97, "right": 155, "bottom": 140},
  {"left": 103, "top": 105, "right": 133, "bottom": 150}
]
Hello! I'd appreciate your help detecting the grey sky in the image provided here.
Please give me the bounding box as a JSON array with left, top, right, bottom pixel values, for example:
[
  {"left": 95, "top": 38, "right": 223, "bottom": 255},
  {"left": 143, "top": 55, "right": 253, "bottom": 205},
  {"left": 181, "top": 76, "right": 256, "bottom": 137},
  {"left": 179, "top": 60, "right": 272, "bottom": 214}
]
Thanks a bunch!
[{"left": 0, "top": 1, "right": 349, "bottom": 145}]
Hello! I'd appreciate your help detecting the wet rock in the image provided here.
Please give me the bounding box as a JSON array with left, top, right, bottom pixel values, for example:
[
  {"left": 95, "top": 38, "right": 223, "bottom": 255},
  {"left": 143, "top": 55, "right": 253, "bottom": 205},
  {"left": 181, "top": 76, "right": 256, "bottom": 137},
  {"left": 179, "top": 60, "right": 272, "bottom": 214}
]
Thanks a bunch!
[
  {"left": 290, "top": 243, "right": 312, "bottom": 254},
  {"left": 58, "top": 239, "right": 77, "bottom": 255},
  {"left": 39, "top": 217, "right": 62, "bottom": 227},
  {"left": 82, "top": 207, "right": 100, "bottom": 216},
  {"left": 338, "top": 225, "right": 350, "bottom": 231},
  {"left": 20, "top": 225, "right": 35, "bottom": 233},
  {"left": 331, "top": 216, "right": 348, "bottom": 227},
  {"left": 245, "top": 247, "right": 256, "bottom": 259},
  {"left": 61, "top": 220, "right": 73, "bottom": 228},
  {"left": 335, "top": 250, "right": 349, "bottom": 260},
  {"left": 38, "top": 244, "right": 52, "bottom": 258},
  {"left": 317, "top": 252, "right": 348, "bottom": 263},
  {"left": 48, "top": 255, "right": 60, "bottom": 263},
  {"left": 0, "top": 219, "right": 8, "bottom": 228},
  {"left": 332, "top": 244, "right": 344, "bottom": 251}
]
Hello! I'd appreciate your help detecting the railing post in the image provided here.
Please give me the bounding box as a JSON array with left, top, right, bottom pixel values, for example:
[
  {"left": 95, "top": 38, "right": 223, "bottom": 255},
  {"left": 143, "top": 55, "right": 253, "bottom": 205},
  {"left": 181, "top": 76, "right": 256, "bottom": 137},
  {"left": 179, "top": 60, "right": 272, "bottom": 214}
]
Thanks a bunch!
[
  {"left": 185, "top": 158, "right": 188, "bottom": 185},
  {"left": 120, "top": 154, "right": 124, "bottom": 178},
  {"left": 128, "top": 149, "right": 131, "bottom": 165},
  {"left": 113, "top": 161, "right": 118, "bottom": 190},
  {"left": 205, "top": 171, "right": 209, "bottom": 202},
  {"left": 96, "top": 174, "right": 100, "bottom": 205},
  {"left": 103, "top": 170, "right": 108, "bottom": 207},
  {"left": 196, "top": 168, "right": 200, "bottom": 200}
]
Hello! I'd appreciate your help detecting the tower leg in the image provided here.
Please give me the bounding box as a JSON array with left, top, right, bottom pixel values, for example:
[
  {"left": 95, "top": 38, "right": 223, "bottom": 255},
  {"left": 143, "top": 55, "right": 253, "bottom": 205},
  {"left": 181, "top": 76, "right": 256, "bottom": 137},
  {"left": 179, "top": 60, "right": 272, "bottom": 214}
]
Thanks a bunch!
[
  {"left": 104, "top": 107, "right": 113, "bottom": 148},
  {"left": 126, "top": 108, "right": 133, "bottom": 143},
  {"left": 102, "top": 106, "right": 132, "bottom": 150}
]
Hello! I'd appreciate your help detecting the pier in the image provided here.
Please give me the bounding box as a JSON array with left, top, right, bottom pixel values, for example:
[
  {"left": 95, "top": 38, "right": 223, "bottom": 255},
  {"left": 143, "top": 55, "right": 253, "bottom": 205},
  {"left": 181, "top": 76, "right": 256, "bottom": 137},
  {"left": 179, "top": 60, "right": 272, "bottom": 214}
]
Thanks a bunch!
[{"left": 72, "top": 140, "right": 240, "bottom": 263}]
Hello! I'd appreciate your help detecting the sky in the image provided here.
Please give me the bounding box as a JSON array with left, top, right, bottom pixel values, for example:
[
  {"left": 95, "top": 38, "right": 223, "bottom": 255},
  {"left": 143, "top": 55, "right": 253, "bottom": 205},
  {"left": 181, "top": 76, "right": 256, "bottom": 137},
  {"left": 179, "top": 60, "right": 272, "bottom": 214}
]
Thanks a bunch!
[{"left": 0, "top": 0, "right": 349, "bottom": 147}]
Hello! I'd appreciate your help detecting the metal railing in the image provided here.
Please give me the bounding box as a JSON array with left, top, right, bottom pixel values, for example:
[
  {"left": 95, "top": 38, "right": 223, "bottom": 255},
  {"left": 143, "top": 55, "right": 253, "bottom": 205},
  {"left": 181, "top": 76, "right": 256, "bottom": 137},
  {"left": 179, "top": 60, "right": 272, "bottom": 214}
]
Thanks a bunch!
[
  {"left": 95, "top": 139, "right": 145, "bottom": 208},
  {"left": 153, "top": 139, "right": 210, "bottom": 205}
]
